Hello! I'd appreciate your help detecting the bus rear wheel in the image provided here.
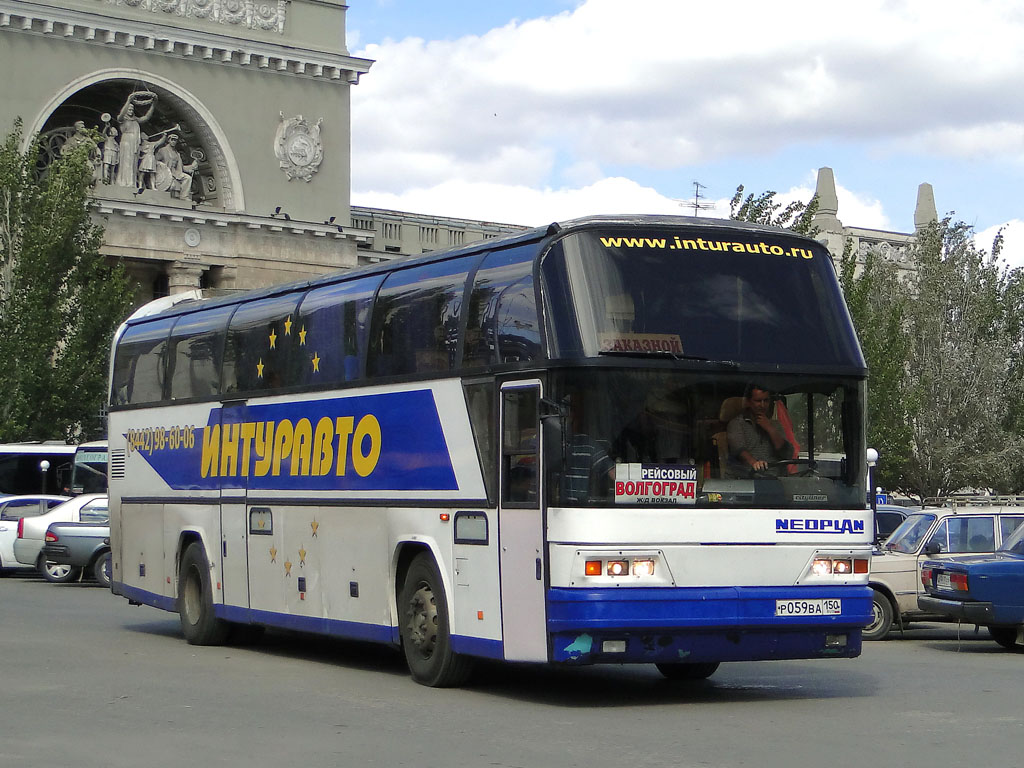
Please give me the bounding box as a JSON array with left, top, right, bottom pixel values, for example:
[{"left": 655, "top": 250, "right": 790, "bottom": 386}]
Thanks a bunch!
[
  {"left": 399, "top": 553, "right": 473, "bottom": 687},
  {"left": 178, "top": 542, "right": 229, "bottom": 645},
  {"left": 656, "top": 662, "right": 720, "bottom": 680}
]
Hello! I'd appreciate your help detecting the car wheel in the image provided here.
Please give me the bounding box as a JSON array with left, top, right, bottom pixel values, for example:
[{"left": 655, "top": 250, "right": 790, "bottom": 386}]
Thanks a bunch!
[
  {"left": 863, "top": 589, "right": 894, "bottom": 640},
  {"left": 93, "top": 552, "right": 112, "bottom": 588},
  {"left": 177, "top": 542, "right": 229, "bottom": 645},
  {"left": 39, "top": 556, "right": 82, "bottom": 584},
  {"left": 988, "top": 626, "right": 1021, "bottom": 650},
  {"left": 656, "top": 662, "right": 720, "bottom": 681},
  {"left": 399, "top": 552, "right": 473, "bottom": 687}
]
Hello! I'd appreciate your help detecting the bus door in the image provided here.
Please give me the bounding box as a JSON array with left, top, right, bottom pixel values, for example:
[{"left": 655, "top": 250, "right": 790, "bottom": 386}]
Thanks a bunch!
[
  {"left": 218, "top": 401, "right": 250, "bottom": 612},
  {"left": 498, "top": 381, "right": 548, "bottom": 661}
]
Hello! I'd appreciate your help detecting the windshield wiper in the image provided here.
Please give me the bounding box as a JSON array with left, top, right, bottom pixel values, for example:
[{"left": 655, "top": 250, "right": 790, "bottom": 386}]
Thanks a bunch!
[{"left": 598, "top": 349, "right": 739, "bottom": 367}]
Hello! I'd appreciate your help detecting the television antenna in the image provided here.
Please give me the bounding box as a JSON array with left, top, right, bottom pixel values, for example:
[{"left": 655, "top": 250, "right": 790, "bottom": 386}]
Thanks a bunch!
[{"left": 682, "top": 181, "right": 715, "bottom": 217}]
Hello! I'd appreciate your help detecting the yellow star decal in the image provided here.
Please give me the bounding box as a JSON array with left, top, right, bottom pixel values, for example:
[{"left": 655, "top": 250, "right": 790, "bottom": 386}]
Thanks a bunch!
[
  {"left": 269, "top": 329, "right": 277, "bottom": 349},
  {"left": 311, "top": 520, "right": 319, "bottom": 537},
  {"left": 299, "top": 547, "right": 307, "bottom": 566},
  {"left": 284, "top": 560, "right": 292, "bottom": 576},
  {"left": 299, "top": 326, "right": 307, "bottom": 345},
  {"left": 311, "top": 352, "right": 320, "bottom": 373},
  {"left": 257, "top": 519, "right": 266, "bottom": 530},
  {"left": 256, "top": 358, "right": 265, "bottom": 378},
  {"left": 284, "top": 315, "right": 293, "bottom": 335},
  {"left": 269, "top": 546, "right": 277, "bottom": 563}
]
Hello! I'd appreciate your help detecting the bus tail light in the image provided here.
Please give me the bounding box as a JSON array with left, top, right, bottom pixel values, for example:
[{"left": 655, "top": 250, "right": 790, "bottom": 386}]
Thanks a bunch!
[{"left": 585, "top": 560, "right": 603, "bottom": 576}]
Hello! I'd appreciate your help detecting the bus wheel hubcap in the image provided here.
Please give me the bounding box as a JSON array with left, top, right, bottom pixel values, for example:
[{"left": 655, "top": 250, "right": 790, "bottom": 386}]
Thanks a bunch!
[{"left": 406, "top": 584, "right": 438, "bottom": 657}]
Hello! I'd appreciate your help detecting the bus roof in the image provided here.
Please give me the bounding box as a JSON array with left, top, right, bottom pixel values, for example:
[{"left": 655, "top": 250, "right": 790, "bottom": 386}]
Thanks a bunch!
[
  {"left": 0, "top": 443, "right": 76, "bottom": 455},
  {"left": 121, "top": 215, "right": 823, "bottom": 328}
]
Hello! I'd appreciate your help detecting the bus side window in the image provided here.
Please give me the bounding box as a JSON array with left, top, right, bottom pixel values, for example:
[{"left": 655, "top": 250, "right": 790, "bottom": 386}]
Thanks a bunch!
[
  {"left": 111, "top": 317, "right": 175, "bottom": 405},
  {"left": 166, "top": 305, "right": 233, "bottom": 400},
  {"left": 367, "top": 256, "right": 479, "bottom": 378},
  {"left": 464, "top": 246, "right": 541, "bottom": 367},
  {"left": 222, "top": 293, "right": 302, "bottom": 394},
  {"left": 464, "top": 381, "right": 497, "bottom": 504},
  {"left": 298, "top": 275, "right": 383, "bottom": 386}
]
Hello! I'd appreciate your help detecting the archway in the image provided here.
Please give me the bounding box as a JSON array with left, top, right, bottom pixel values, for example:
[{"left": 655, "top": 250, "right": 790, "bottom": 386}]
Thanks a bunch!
[{"left": 30, "top": 71, "right": 243, "bottom": 211}]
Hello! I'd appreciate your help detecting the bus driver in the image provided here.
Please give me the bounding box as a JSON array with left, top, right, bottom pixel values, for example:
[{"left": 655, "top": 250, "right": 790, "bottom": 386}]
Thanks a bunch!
[{"left": 726, "top": 384, "right": 793, "bottom": 476}]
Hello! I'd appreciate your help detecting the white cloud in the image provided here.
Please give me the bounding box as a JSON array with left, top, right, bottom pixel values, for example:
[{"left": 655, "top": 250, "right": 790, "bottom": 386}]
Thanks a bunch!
[
  {"left": 975, "top": 220, "right": 1024, "bottom": 273},
  {"left": 354, "top": 177, "right": 685, "bottom": 227},
  {"left": 352, "top": 173, "right": 896, "bottom": 232},
  {"left": 352, "top": 0, "right": 1024, "bottom": 197}
]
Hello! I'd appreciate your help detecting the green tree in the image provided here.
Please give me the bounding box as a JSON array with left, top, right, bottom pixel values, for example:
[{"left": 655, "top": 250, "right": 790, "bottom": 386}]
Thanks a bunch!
[
  {"left": 729, "top": 184, "right": 819, "bottom": 235},
  {"left": 842, "top": 218, "right": 1024, "bottom": 498},
  {"left": 837, "top": 242, "right": 914, "bottom": 493},
  {"left": 0, "top": 119, "right": 134, "bottom": 442}
]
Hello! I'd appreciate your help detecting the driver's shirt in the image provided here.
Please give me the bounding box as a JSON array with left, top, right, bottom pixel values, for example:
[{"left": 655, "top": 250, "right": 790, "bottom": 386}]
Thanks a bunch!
[{"left": 725, "top": 415, "right": 792, "bottom": 477}]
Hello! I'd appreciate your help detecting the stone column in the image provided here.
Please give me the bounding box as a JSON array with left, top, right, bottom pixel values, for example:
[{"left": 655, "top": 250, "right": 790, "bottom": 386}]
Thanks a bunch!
[{"left": 167, "top": 262, "right": 205, "bottom": 295}]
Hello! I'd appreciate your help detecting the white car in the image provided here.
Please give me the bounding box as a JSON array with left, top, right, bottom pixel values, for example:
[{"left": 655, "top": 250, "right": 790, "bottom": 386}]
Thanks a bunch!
[
  {"left": 13, "top": 494, "right": 108, "bottom": 582},
  {"left": 0, "top": 495, "right": 70, "bottom": 573}
]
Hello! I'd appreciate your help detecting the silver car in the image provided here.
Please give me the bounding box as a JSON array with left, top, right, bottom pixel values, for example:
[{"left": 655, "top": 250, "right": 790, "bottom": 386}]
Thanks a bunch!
[
  {"left": 13, "top": 495, "right": 108, "bottom": 582},
  {"left": 866, "top": 497, "right": 1024, "bottom": 639}
]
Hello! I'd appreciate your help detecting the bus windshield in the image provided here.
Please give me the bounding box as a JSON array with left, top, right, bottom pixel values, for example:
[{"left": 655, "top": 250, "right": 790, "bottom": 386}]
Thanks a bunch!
[
  {"left": 542, "top": 227, "right": 863, "bottom": 369},
  {"left": 545, "top": 368, "right": 866, "bottom": 510},
  {"left": 71, "top": 445, "right": 108, "bottom": 494}
]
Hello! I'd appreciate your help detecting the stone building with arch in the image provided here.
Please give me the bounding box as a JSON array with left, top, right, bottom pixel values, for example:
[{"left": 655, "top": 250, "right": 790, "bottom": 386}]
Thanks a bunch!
[{"left": 0, "top": 0, "right": 372, "bottom": 301}]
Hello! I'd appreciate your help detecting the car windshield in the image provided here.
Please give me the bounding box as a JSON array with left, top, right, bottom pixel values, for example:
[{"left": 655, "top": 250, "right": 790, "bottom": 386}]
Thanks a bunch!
[
  {"left": 885, "top": 513, "right": 937, "bottom": 553},
  {"left": 999, "top": 522, "right": 1024, "bottom": 556}
]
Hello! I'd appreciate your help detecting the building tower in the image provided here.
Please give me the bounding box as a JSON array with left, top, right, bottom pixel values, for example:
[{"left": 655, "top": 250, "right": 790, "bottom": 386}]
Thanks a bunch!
[{"left": 0, "top": 0, "right": 373, "bottom": 301}]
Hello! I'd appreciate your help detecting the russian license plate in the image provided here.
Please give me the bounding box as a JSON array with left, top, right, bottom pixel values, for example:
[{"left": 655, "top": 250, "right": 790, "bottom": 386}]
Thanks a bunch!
[
  {"left": 937, "top": 573, "right": 952, "bottom": 590},
  {"left": 775, "top": 598, "right": 842, "bottom": 616}
]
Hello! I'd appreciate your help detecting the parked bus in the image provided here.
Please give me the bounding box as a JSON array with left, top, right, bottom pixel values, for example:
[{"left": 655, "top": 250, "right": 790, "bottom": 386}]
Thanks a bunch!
[
  {"left": 107, "top": 215, "right": 872, "bottom": 686},
  {"left": 0, "top": 443, "right": 75, "bottom": 496},
  {"left": 70, "top": 440, "right": 108, "bottom": 495}
]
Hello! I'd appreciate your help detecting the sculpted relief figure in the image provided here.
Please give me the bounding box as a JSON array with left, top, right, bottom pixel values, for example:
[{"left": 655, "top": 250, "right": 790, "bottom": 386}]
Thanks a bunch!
[
  {"left": 101, "top": 126, "right": 119, "bottom": 185},
  {"left": 51, "top": 88, "right": 205, "bottom": 203},
  {"left": 115, "top": 91, "right": 156, "bottom": 188},
  {"left": 155, "top": 134, "right": 199, "bottom": 199}
]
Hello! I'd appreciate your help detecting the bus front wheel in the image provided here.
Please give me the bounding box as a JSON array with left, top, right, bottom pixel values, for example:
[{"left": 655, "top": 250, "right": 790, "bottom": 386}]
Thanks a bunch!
[
  {"left": 656, "top": 662, "right": 720, "bottom": 681},
  {"left": 399, "top": 553, "right": 473, "bottom": 687},
  {"left": 178, "top": 542, "right": 229, "bottom": 645}
]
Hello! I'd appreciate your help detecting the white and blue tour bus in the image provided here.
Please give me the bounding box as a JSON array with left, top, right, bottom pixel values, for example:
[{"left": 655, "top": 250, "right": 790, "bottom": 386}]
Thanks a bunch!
[{"left": 107, "top": 215, "right": 873, "bottom": 686}]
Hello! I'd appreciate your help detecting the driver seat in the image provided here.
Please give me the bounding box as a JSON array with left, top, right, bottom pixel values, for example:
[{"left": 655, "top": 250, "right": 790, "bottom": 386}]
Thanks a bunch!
[{"left": 712, "top": 397, "right": 746, "bottom": 476}]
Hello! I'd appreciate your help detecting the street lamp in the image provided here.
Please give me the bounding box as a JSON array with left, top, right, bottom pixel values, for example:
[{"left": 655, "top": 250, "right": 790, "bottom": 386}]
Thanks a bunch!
[
  {"left": 866, "top": 449, "right": 879, "bottom": 514},
  {"left": 39, "top": 459, "right": 50, "bottom": 494}
]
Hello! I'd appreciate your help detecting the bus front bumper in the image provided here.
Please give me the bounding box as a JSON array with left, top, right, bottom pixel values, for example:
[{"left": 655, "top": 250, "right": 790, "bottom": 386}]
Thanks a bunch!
[{"left": 547, "top": 585, "right": 871, "bottom": 663}]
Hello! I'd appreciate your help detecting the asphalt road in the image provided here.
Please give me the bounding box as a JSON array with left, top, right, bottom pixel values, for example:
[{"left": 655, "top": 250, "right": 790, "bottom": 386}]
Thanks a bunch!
[{"left": 1, "top": 571, "right": 1020, "bottom": 768}]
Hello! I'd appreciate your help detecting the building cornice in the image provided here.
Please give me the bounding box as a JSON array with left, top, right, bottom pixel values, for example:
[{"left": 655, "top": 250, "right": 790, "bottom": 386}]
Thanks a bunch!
[
  {"left": 92, "top": 196, "right": 374, "bottom": 243},
  {"left": 0, "top": 0, "right": 372, "bottom": 83}
]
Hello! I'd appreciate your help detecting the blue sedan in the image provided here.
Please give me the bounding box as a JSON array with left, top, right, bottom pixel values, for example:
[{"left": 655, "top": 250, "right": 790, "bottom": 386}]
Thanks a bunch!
[{"left": 919, "top": 522, "right": 1024, "bottom": 650}]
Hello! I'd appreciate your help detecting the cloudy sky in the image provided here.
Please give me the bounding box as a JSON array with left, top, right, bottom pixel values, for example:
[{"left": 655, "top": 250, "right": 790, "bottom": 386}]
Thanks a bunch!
[{"left": 346, "top": 0, "right": 1023, "bottom": 269}]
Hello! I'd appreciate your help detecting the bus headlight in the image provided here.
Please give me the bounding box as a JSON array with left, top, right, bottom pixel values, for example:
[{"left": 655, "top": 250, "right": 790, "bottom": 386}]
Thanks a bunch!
[
  {"left": 607, "top": 560, "right": 629, "bottom": 576},
  {"left": 632, "top": 559, "right": 656, "bottom": 577}
]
